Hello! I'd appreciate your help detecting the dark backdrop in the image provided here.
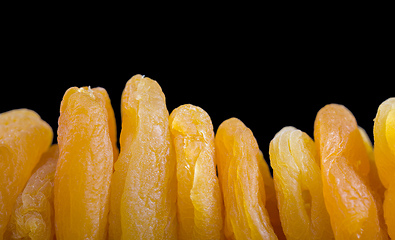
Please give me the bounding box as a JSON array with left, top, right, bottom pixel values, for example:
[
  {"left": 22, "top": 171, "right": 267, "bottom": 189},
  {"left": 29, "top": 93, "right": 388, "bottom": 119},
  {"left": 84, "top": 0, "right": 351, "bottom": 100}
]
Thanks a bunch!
[{"left": 1, "top": 24, "right": 392, "bottom": 174}]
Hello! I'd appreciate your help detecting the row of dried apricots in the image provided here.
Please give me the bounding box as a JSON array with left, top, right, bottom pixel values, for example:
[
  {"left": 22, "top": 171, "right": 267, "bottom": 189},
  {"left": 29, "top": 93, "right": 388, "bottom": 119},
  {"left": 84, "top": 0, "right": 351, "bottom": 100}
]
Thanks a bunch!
[{"left": 0, "top": 74, "right": 394, "bottom": 240}]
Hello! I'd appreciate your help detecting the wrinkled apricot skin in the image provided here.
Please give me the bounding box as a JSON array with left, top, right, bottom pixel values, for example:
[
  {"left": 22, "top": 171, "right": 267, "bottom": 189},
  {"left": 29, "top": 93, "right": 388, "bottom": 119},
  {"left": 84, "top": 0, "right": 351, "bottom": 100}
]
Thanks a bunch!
[
  {"left": 374, "top": 98, "right": 395, "bottom": 238},
  {"left": 314, "top": 104, "right": 388, "bottom": 240},
  {"left": 4, "top": 144, "right": 59, "bottom": 240},
  {"left": 169, "top": 104, "right": 224, "bottom": 240},
  {"left": 54, "top": 87, "right": 113, "bottom": 240},
  {"left": 108, "top": 75, "right": 177, "bottom": 240},
  {"left": 215, "top": 118, "right": 277, "bottom": 240},
  {"left": 269, "top": 127, "right": 333, "bottom": 239},
  {"left": 0, "top": 109, "right": 53, "bottom": 240}
]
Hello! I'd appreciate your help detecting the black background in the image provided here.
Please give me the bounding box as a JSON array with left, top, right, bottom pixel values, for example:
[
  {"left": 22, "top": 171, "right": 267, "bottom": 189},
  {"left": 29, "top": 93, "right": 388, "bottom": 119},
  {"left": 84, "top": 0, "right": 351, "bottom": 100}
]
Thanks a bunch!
[{"left": 1, "top": 14, "right": 392, "bottom": 173}]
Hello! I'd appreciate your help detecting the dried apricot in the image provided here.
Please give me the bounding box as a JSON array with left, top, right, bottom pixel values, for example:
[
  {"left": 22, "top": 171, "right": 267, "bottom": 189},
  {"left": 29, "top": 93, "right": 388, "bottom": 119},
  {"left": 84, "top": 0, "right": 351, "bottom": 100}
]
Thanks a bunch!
[
  {"left": 92, "top": 87, "right": 119, "bottom": 163},
  {"left": 374, "top": 98, "right": 395, "bottom": 238},
  {"left": 359, "top": 127, "right": 385, "bottom": 202},
  {"left": 314, "top": 104, "right": 388, "bottom": 239},
  {"left": 0, "top": 109, "right": 53, "bottom": 239},
  {"left": 4, "top": 144, "right": 58, "bottom": 240},
  {"left": 54, "top": 87, "right": 113, "bottom": 239},
  {"left": 215, "top": 118, "right": 277, "bottom": 240},
  {"left": 269, "top": 127, "right": 333, "bottom": 239},
  {"left": 108, "top": 75, "right": 177, "bottom": 239},
  {"left": 383, "top": 181, "right": 395, "bottom": 239},
  {"left": 257, "top": 151, "right": 285, "bottom": 240},
  {"left": 374, "top": 98, "right": 395, "bottom": 188},
  {"left": 169, "top": 104, "right": 223, "bottom": 240}
]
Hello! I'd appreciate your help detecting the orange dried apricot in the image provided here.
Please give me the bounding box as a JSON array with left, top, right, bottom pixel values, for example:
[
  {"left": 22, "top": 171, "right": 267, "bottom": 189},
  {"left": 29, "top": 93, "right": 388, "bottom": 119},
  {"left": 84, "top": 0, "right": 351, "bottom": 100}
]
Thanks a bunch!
[
  {"left": 374, "top": 98, "right": 395, "bottom": 238},
  {"left": 4, "top": 144, "right": 58, "bottom": 240},
  {"left": 269, "top": 127, "right": 333, "bottom": 239},
  {"left": 314, "top": 104, "right": 388, "bottom": 239},
  {"left": 0, "top": 109, "right": 53, "bottom": 239},
  {"left": 215, "top": 118, "right": 277, "bottom": 240},
  {"left": 108, "top": 75, "right": 177, "bottom": 239},
  {"left": 383, "top": 181, "right": 395, "bottom": 239},
  {"left": 169, "top": 104, "right": 224, "bottom": 240},
  {"left": 54, "top": 87, "right": 113, "bottom": 239}
]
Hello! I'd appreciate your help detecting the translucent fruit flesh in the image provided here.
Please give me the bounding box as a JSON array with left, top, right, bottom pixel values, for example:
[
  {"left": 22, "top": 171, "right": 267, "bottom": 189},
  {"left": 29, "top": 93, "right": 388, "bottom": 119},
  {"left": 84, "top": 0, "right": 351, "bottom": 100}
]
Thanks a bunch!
[
  {"left": 54, "top": 87, "right": 113, "bottom": 240},
  {"left": 0, "top": 109, "right": 53, "bottom": 239},
  {"left": 314, "top": 104, "right": 388, "bottom": 240},
  {"left": 215, "top": 118, "right": 277, "bottom": 240},
  {"left": 169, "top": 104, "right": 223, "bottom": 240},
  {"left": 108, "top": 75, "right": 177, "bottom": 240},
  {"left": 4, "top": 144, "right": 59, "bottom": 240},
  {"left": 373, "top": 98, "right": 395, "bottom": 238}
]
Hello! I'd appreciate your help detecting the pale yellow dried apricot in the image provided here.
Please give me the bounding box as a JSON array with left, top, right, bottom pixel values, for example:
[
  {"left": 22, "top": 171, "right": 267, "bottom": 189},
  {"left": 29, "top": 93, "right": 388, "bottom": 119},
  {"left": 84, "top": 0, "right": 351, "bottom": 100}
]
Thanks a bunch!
[
  {"left": 269, "top": 127, "right": 333, "bottom": 239},
  {"left": 108, "top": 75, "right": 177, "bottom": 239},
  {"left": 169, "top": 104, "right": 224, "bottom": 240},
  {"left": 374, "top": 98, "right": 395, "bottom": 238},
  {"left": 4, "top": 144, "right": 58, "bottom": 240},
  {"left": 0, "top": 109, "right": 53, "bottom": 239}
]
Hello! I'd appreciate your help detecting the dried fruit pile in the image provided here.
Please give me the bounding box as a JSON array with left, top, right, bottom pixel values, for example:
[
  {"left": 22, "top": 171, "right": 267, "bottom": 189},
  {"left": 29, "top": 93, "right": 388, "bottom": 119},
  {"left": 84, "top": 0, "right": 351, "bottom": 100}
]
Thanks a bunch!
[{"left": 0, "top": 74, "right": 394, "bottom": 240}]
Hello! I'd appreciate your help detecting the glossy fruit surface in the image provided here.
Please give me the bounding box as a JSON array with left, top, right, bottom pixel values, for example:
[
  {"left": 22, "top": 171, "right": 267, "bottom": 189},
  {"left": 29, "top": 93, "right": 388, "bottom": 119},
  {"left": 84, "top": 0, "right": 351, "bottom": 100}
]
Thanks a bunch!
[
  {"left": 55, "top": 87, "right": 113, "bottom": 240},
  {"left": 108, "top": 75, "right": 177, "bottom": 240},
  {"left": 169, "top": 104, "right": 223, "bottom": 240},
  {"left": 4, "top": 144, "right": 58, "bottom": 240},
  {"left": 314, "top": 104, "right": 388, "bottom": 240},
  {"left": 0, "top": 109, "right": 53, "bottom": 239},
  {"left": 215, "top": 118, "right": 277, "bottom": 240},
  {"left": 269, "top": 126, "right": 333, "bottom": 239},
  {"left": 374, "top": 98, "right": 395, "bottom": 238}
]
